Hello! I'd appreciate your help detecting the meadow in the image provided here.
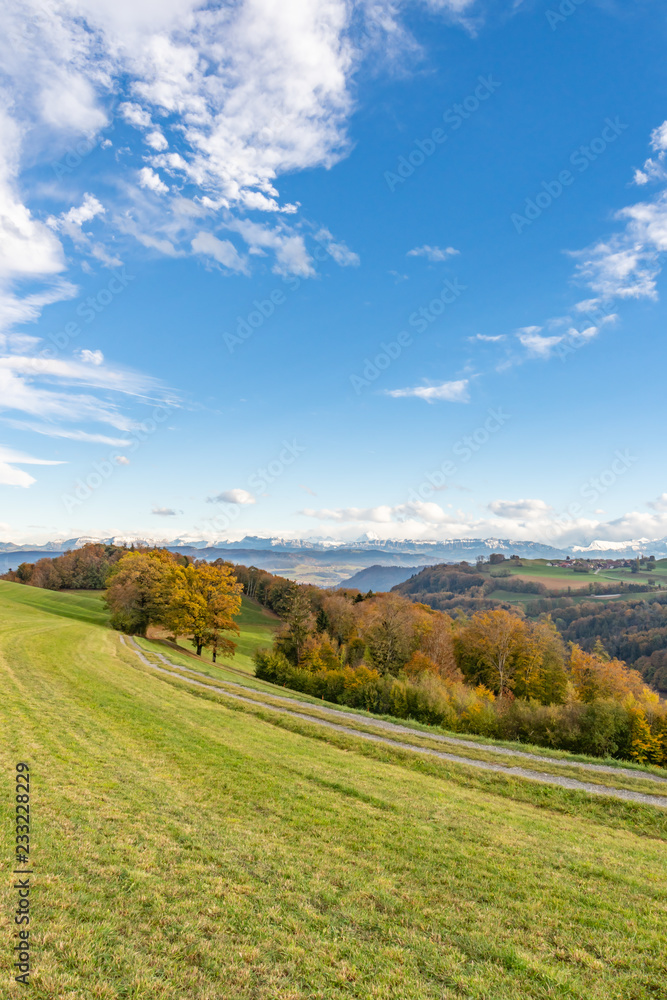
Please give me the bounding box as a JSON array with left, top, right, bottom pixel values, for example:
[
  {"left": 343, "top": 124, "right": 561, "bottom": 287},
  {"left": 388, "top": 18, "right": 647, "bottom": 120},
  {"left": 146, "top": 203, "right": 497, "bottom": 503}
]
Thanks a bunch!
[{"left": 1, "top": 580, "right": 666, "bottom": 999}]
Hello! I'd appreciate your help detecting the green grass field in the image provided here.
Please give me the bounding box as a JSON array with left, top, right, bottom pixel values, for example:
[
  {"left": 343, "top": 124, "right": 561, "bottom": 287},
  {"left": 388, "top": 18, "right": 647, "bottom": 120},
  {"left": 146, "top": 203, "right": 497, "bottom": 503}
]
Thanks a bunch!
[{"left": 1, "top": 580, "right": 667, "bottom": 999}]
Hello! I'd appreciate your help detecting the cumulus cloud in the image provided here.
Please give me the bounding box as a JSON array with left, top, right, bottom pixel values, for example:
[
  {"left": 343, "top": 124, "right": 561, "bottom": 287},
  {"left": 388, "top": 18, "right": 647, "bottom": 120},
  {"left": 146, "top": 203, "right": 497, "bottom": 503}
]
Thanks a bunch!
[
  {"left": 208, "top": 488, "right": 256, "bottom": 505},
  {"left": 191, "top": 232, "right": 249, "bottom": 274},
  {"left": 0, "top": 0, "right": 486, "bottom": 360},
  {"left": 301, "top": 500, "right": 449, "bottom": 524},
  {"left": 469, "top": 333, "right": 505, "bottom": 342},
  {"left": 387, "top": 379, "right": 470, "bottom": 403},
  {"left": 633, "top": 120, "right": 667, "bottom": 185},
  {"left": 299, "top": 495, "right": 667, "bottom": 549},
  {"left": 407, "top": 245, "right": 459, "bottom": 261},
  {"left": 138, "top": 167, "right": 169, "bottom": 195},
  {"left": 152, "top": 506, "right": 182, "bottom": 516},
  {"left": 571, "top": 122, "right": 667, "bottom": 301},
  {"left": 488, "top": 498, "right": 552, "bottom": 520}
]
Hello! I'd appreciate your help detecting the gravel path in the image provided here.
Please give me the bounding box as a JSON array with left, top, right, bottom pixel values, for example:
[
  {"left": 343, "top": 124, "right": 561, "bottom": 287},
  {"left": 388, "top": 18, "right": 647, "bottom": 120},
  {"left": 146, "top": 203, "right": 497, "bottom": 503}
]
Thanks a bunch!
[{"left": 120, "top": 637, "right": 667, "bottom": 809}]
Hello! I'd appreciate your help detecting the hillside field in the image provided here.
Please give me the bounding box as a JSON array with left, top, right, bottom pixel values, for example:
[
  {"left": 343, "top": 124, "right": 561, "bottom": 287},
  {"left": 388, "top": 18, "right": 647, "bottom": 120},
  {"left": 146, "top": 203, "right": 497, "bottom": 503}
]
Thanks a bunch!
[
  {"left": 1, "top": 580, "right": 667, "bottom": 999},
  {"left": 483, "top": 558, "right": 667, "bottom": 595}
]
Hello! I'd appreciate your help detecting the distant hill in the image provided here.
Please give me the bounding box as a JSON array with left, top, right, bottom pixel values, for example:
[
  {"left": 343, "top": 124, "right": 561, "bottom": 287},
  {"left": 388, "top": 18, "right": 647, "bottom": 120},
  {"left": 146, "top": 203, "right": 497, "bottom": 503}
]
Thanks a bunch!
[{"left": 336, "top": 564, "right": 432, "bottom": 592}]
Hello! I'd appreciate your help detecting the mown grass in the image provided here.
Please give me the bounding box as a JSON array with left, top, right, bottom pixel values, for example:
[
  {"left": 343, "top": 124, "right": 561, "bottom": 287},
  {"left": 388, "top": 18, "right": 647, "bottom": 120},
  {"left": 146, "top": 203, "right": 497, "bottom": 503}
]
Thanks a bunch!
[
  {"left": 135, "top": 635, "right": 667, "bottom": 781},
  {"left": 126, "top": 644, "right": 667, "bottom": 801},
  {"left": 1, "top": 582, "right": 666, "bottom": 998}
]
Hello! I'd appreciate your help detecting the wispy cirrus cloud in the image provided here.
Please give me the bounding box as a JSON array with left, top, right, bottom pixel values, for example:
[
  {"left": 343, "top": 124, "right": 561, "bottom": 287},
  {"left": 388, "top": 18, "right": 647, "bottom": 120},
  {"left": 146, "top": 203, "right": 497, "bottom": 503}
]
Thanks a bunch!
[{"left": 0, "top": 445, "right": 63, "bottom": 488}]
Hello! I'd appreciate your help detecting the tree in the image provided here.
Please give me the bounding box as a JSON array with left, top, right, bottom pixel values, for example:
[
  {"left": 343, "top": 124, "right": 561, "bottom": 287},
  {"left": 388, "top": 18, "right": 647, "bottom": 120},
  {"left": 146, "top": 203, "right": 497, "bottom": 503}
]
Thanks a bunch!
[
  {"left": 276, "top": 587, "right": 315, "bottom": 664},
  {"left": 412, "top": 604, "right": 461, "bottom": 680},
  {"left": 315, "top": 607, "right": 329, "bottom": 634},
  {"left": 629, "top": 708, "right": 663, "bottom": 765},
  {"left": 358, "top": 594, "right": 417, "bottom": 675},
  {"left": 105, "top": 550, "right": 175, "bottom": 635},
  {"left": 512, "top": 617, "right": 566, "bottom": 704},
  {"left": 568, "top": 644, "right": 647, "bottom": 703},
  {"left": 162, "top": 562, "right": 242, "bottom": 656},
  {"left": 456, "top": 608, "right": 529, "bottom": 695}
]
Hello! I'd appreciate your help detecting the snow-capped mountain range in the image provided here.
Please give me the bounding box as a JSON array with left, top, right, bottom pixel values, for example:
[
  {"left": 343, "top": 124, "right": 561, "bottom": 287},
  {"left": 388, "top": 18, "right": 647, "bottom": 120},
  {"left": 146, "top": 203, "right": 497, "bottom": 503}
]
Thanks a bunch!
[{"left": 1, "top": 534, "right": 666, "bottom": 561}]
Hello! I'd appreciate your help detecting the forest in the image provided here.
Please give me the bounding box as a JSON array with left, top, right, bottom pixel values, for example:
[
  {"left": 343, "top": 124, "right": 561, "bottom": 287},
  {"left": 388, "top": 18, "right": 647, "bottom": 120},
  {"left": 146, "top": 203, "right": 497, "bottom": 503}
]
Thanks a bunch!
[{"left": 237, "top": 565, "right": 667, "bottom": 767}]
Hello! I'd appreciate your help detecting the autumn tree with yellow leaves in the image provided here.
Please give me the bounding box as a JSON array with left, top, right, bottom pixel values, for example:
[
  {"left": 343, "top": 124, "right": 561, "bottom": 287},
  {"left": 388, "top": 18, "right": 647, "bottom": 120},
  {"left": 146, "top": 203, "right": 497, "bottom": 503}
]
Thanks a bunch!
[{"left": 105, "top": 549, "right": 242, "bottom": 658}]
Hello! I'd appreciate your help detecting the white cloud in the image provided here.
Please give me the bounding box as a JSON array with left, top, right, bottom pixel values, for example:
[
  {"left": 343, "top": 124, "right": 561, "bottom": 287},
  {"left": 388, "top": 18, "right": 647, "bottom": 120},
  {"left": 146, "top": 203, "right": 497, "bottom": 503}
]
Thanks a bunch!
[
  {"left": 488, "top": 498, "right": 552, "bottom": 520},
  {"left": 301, "top": 500, "right": 449, "bottom": 524},
  {"left": 47, "top": 194, "right": 122, "bottom": 269},
  {"left": 469, "top": 333, "right": 505, "bottom": 343},
  {"left": 0, "top": 445, "right": 63, "bottom": 488},
  {"left": 145, "top": 130, "right": 168, "bottom": 151},
  {"left": 407, "top": 244, "right": 459, "bottom": 262},
  {"left": 516, "top": 330, "right": 565, "bottom": 358},
  {"left": 152, "top": 506, "right": 182, "bottom": 516},
  {"left": 78, "top": 349, "right": 104, "bottom": 365},
  {"left": 191, "top": 232, "right": 249, "bottom": 274},
  {"left": 119, "top": 102, "right": 153, "bottom": 129},
  {"left": 571, "top": 236, "right": 660, "bottom": 301},
  {"left": 315, "top": 228, "right": 360, "bottom": 267},
  {"left": 3, "top": 420, "right": 128, "bottom": 445},
  {"left": 226, "top": 218, "right": 314, "bottom": 276},
  {"left": 633, "top": 120, "right": 667, "bottom": 186},
  {"left": 387, "top": 379, "right": 470, "bottom": 403},
  {"left": 208, "top": 488, "right": 256, "bottom": 505},
  {"left": 138, "top": 167, "right": 169, "bottom": 195},
  {"left": 571, "top": 120, "right": 667, "bottom": 301},
  {"left": 0, "top": 343, "right": 174, "bottom": 486},
  {"left": 0, "top": 0, "right": 481, "bottom": 294},
  {"left": 648, "top": 493, "right": 667, "bottom": 512}
]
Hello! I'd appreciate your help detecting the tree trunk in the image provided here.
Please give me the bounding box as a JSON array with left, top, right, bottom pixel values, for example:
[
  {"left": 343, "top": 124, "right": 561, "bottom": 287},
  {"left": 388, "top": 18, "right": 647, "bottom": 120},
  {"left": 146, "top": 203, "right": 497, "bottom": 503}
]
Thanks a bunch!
[
  {"left": 212, "top": 649, "right": 217, "bottom": 663},
  {"left": 196, "top": 642, "right": 203, "bottom": 656}
]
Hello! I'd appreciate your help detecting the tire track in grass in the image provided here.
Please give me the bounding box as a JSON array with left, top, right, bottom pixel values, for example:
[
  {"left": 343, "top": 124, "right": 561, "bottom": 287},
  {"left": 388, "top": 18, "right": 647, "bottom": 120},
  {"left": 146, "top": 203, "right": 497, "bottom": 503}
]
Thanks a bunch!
[
  {"left": 134, "top": 638, "right": 667, "bottom": 784},
  {"left": 121, "top": 637, "right": 667, "bottom": 810}
]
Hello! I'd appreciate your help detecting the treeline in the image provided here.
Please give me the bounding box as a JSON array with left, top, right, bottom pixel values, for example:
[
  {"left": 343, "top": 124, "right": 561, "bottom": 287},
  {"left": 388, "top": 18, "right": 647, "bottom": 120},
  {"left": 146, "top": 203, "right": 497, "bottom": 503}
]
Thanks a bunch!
[
  {"left": 253, "top": 581, "right": 667, "bottom": 767},
  {"left": 105, "top": 549, "right": 242, "bottom": 659},
  {"left": 553, "top": 595, "right": 667, "bottom": 690},
  {"left": 2, "top": 544, "right": 126, "bottom": 590}
]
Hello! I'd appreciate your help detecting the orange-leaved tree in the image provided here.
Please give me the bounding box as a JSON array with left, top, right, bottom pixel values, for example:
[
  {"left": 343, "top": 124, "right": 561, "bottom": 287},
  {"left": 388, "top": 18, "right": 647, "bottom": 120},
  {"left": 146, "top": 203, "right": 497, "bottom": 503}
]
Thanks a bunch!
[
  {"left": 161, "top": 562, "right": 242, "bottom": 658},
  {"left": 568, "top": 644, "right": 647, "bottom": 704},
  {"left": 455, "top": 608, "right": 530, "bottom": 696}
]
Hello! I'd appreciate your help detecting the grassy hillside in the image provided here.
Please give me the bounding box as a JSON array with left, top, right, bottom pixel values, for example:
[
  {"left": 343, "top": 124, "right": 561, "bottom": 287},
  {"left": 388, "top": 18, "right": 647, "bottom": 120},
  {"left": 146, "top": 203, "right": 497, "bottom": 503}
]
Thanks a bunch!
[
  {"left": 150, "top": 594, "right": 281, "bottom": 673},
  {"left": 1, "top": 581, "right": 667, "bottom": 998},
  {"left": 483, "top": 558, "right": 666, "bottom": 597}
]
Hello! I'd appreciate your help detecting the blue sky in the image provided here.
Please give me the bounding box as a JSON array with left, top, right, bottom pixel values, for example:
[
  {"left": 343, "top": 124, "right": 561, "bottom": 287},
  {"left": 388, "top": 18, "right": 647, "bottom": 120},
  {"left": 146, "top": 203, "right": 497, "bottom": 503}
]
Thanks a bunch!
[{"left": 1, "top": 0, "right": 667, "bottom": 547}]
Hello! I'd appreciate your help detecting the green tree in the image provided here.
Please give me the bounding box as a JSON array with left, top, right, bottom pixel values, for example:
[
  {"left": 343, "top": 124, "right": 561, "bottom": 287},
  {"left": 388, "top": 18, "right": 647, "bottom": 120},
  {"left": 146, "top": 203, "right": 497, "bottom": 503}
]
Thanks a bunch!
[
  {"left": 105, "top": 550, "right": 175, "bottom": 635},
  {"left": 277, "top": 587, "right": 315, "bottom": 664}
]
